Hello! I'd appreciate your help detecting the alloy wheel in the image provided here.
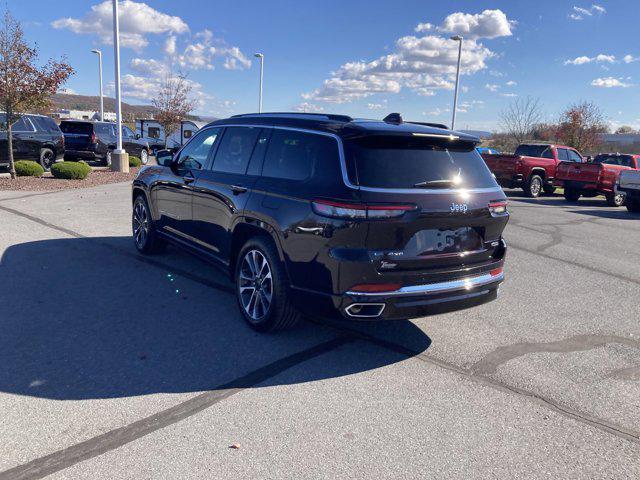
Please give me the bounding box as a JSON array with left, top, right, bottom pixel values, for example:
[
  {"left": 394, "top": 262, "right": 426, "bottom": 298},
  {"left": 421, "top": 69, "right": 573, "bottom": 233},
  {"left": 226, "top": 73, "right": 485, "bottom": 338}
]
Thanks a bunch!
[
  {"left": 530, "top": 178, "right": 542, "bottom": 197},
  {"left": 141, "top": 149, "right": 148, "bottom": 165},
  {"left": 41, "top": 151, "right": 54, "bottom": 170},
  {"left": 133, "top": 201, "right": 149, "bottom": 248},
  {"left": 238, "top": 249, "right": 273, "bottom": 322}
]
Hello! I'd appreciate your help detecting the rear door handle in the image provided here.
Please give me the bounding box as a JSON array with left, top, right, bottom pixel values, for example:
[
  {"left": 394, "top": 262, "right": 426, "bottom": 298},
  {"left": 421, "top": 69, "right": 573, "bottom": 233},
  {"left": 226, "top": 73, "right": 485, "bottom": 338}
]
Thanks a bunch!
[{"left": 231, "top": 185, "right": 248, "bottom": 194}]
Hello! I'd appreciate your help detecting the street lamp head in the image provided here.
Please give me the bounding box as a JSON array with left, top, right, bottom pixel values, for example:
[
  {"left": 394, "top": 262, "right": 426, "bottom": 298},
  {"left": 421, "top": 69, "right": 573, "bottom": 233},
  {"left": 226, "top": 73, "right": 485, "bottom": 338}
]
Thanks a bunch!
[
  {"left": 450, "top": 35, "right": 463, "bottom": 41},
  {"left": 254, "top": 53, "right": 264, "bottom": 58},
  {"left": 91, "top": 49, "right": 101, "bottom": 54}
]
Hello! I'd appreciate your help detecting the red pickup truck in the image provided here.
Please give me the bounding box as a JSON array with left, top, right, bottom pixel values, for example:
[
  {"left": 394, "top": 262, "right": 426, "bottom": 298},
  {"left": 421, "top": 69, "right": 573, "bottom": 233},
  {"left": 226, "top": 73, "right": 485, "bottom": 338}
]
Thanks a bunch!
[
  {"left": 482, "top": 143, "right": 584, "bottom": 198},
  {"left": 555, "top": 153, "right": 640, "bottom": 207}
]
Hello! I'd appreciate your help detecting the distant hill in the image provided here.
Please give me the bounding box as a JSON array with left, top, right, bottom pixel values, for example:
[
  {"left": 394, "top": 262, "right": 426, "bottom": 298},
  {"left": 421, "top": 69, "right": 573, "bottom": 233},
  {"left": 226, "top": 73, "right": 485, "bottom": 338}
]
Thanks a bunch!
[{"left": 50, "top": 93, "right": 157, "bottom": 119}]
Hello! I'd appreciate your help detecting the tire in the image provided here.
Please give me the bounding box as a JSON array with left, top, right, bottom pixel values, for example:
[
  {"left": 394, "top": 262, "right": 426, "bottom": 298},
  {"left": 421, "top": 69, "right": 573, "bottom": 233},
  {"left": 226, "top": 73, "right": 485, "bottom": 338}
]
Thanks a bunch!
[
  {"left": 523, "top": 174, "right": 543, "bottom": 198},
  {"left": 39, "top": 148, "right": 55, "bottom": 171},
  {"left": 543, "top": 184, "right": 557, "bottom": 196},
  {"left": 606, "top": 192, "right": 625, "bottom": 207},
  {"left": 104, "top": 150, "right": 112, "bottom": 167},
  {"left": 140, "top": 149, "right": 149, "bottom": 165},
  {"left": 564, "top": 188, "right": 581, "bottom": 202},
  {"left": 626, "top": 198, "right": 640, "bottom": 213},
  {"left": 132, "top": 195, "right": 166, "bottom": 254},
  {"left": 235, "top": 236, "right": 299, "bottom": 332}
]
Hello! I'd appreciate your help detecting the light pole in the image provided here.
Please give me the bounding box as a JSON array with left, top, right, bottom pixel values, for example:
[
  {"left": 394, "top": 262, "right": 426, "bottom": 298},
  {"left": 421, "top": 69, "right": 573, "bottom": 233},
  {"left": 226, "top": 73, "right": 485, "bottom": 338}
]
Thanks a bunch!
[
  {"left": 450, "top": 35, "right": 463, "bottom": 131},
  {"left": 111, "top": 0, "right": 128, "bottom": 172},
  {"left": 254, "top": 53, "right": 264, "bottom": 113},
  {"left": 91, "top": 49, "right": 104, "bottom": 122}
]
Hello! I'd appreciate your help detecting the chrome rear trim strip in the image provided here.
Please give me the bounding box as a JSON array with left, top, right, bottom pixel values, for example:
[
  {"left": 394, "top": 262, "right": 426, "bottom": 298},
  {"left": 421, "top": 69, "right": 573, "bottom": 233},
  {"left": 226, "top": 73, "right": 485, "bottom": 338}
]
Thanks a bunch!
[{"left": 346, "top": 271, "right": 504, "bottom": 297}]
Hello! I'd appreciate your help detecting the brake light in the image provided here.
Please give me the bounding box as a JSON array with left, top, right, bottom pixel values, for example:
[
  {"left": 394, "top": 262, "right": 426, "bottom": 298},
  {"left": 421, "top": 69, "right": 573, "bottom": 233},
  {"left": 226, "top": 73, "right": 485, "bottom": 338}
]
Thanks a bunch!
[
  {"left": 489, "top": 267, "right": 503, "bottom": 277},
  {"left": 312, "top": 199, "right": 416, "bottom": 219},
  {"left": 91, "top": 132, "right": 97, "bottom": 144},
  {"left": 488, "top": 200, "right": 508, "bottom": 215},
  {"left": 349, "top": 283, "right": 402, "bottom": 293}
]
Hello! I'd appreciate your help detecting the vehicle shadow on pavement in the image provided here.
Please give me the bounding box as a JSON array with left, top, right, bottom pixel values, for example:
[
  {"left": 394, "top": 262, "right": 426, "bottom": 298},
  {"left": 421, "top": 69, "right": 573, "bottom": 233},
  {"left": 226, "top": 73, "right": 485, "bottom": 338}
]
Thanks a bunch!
[
  {"left": 0, "top": 236, "right": 431, "bottom": 400},
  {"left": 565, "top": 209, "right": 640, "bottom": 220}
]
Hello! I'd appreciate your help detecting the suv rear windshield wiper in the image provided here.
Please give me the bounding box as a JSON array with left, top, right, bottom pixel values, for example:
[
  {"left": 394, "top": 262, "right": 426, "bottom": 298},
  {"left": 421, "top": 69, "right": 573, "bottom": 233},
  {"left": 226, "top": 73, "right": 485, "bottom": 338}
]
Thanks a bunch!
[{"left": 412, "top": 179, "right": 459, "bottom": 188}]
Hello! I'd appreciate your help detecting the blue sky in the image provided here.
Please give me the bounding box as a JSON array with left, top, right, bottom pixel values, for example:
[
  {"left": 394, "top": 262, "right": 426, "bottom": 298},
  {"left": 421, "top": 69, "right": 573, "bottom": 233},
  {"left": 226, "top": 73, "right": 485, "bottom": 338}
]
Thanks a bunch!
[{"left": 10, "top": 0, "right": 640, "bottom": 130}]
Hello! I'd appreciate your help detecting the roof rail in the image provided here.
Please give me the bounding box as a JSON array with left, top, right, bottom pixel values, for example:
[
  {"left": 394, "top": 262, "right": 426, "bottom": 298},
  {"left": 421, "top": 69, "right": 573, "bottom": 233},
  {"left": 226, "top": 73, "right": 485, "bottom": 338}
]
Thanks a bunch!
[
  {"left": 230, "top": 112, "right": 353, "bottom": 123},
  {"left": 407, "top": 121, "right": 449, "bottom": 130}
]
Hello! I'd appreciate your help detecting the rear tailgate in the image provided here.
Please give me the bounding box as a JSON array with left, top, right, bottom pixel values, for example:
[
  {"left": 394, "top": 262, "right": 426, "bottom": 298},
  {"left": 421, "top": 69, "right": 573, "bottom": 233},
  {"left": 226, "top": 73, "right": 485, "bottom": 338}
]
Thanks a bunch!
[
  {"left": 359, "top": 189, "right": 507, "bottom": 275},
  {"left": 344, "top": 135, "right": 508, "bottom": 281},
  {"left": 59, "top": 122, "right": 93, "bottom": 151},
  {"left": 482, "top": 154, "right": 518, "bottom": 176}
]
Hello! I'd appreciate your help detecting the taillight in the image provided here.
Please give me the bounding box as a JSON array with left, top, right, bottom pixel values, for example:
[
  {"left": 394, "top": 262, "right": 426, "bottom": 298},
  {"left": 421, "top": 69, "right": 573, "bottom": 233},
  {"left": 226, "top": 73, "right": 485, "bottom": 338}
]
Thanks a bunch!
[
  {"left": 489, "top": 267, "right": 504, "bottom": 277},
  {"left": 91, "top": 132, "right": 97, "bottom": 144},
  {"left": 349, "top": 283, "right": 402, "bottom": 293},
  {"left": 312, "top": 199, "right": 416, "bottom": 219},
  {"left": 488, "top": 200, "right": 508, "bottom": 215}
]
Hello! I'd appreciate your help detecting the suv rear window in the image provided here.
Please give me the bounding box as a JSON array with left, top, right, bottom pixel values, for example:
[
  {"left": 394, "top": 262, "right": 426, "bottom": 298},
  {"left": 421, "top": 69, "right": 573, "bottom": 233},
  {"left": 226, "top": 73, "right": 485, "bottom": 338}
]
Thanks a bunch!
[
  {"left": 60, "top": 122, "right": 93, "bottom": 134},
  {"left": 345, "top": 136, "right": 497, "bottom": 189},
  {"left": 514, "top": 144, "right": 553, "bottom": 158}
]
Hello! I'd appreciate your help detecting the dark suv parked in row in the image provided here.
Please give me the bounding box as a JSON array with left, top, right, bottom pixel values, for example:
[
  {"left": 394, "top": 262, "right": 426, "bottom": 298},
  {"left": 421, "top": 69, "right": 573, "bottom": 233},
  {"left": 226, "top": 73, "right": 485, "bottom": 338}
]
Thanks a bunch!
[
  {"left": 0, "top": 113, "right": 65, "bottom": 170},
  {"left": 60, "top": 120, "right": 152, "bottom": 166},
  {"left": 132, "top": 113, "right": 508, "bottom": 331}
]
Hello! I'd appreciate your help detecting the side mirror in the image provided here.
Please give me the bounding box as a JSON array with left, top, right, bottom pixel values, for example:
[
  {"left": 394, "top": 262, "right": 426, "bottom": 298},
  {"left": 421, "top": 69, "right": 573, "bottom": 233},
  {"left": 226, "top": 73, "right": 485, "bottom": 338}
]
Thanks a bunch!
[
  {"left": 135, "top": 133, "right": 141, "bottom": 139},
  {"left": 156, "top": 149, "right": 174, "bottom": 167}
]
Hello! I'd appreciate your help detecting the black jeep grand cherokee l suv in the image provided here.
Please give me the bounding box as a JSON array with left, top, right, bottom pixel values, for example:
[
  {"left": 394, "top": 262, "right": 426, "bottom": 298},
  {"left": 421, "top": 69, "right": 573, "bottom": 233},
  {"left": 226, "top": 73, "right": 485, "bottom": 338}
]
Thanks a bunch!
[{"left": 132, "top": 113, "right": 508, "bottom": 331}]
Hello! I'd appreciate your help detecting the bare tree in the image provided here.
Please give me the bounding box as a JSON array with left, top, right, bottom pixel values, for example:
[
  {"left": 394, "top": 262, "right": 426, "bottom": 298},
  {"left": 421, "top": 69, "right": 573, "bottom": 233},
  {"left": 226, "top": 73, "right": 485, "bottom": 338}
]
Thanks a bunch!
[
  {"left": 499, "top": 96, "right": 543, "bottom": 147},
  {"left": 152, "top": 73, "right": 196, "bottom": 148},
  {"left": 556, "top": 101, "right": 608, "bottom": 154},
  {"left": 0, "top": 10, "right": 73, "bottom": 178}
]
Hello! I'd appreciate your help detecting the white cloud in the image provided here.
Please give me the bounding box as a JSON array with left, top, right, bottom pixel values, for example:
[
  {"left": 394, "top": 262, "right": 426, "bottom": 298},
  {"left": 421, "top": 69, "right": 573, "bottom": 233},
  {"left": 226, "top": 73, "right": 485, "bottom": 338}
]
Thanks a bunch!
[
  {"left": 52, "top": 0, "right": 189, "bottom": 51},
  {"left": 164, "top": 36, "right": 177, "bottom": 56},
  {"left": 505, "top": 80, "right": 517, "bottom": 86},
  {"left": 437, "top": 9, "right": 514, "bottom": 39},
  {"left": 57, "top": 87, "right": 76, "bottom": 95},
  {"left": 423, "top": 107, "right": 450, "bottom": 116},
  {"left": 169, "top": 30, "right": 251, "bottom": 71},
  {"left": 485, "top": 83, "right": 500, "bottom": 92},
  {"left": 569, "top": 4, "right": 606, "bottom": 21},
  {"left": 414, "top": 23, "right": 433, "bottom": 33},
  {"left": 624, "top": 54, "right": 640, "bottom": 64},
  {"left": 129, "top": 58, "right": 168, "bottom": 76},
  {"left": 591, "top": 77, "right": 632, "bottom": 88},
  {"left": 500, "top": 93, "right": 518, "bottom": 97},
  {"left": 367, "top": 103, "right": 384, "bottom": 110},
  {"left": 595, "top": 54, "right": 615, "bottom": 63},
  {"left": 564, "top": 54, "right": 615, "bottom": 65},
  {"left": 292, "top": 102, "right": 325, "bottom": 113},
  {"left": 302, "top": 10, "right": 514, "bottom": 104}
]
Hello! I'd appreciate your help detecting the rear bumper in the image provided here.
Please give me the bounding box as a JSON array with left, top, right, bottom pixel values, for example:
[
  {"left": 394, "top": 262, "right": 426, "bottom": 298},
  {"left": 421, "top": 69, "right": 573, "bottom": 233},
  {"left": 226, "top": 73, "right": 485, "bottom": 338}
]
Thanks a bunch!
[
  {"left": 290, "top": 255, "right": 506, "bottom": 322},
  {"left": 64, "top": 148, "right": 107, "bottom": 160}
]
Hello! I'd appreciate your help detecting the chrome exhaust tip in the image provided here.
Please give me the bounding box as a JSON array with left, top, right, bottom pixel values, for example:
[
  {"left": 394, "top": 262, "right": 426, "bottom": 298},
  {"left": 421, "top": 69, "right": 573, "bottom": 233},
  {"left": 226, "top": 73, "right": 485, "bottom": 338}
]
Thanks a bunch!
[{"left": 344, "top": 303, "right": 386, "bottom": 318}]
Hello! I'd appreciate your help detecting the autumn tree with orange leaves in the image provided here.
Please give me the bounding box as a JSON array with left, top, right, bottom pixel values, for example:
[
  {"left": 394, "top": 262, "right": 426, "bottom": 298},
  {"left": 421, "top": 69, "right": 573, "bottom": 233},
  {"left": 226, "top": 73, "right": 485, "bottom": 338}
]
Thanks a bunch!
[{"left": 0, "top": 10, "right": 73, "bottom": 178}]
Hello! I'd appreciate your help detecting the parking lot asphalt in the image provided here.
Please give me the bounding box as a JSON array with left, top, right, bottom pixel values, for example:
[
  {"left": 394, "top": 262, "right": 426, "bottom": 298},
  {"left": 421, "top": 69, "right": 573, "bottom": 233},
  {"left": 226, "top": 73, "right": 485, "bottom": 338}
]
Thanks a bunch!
[{"left": 0, "top": 183, "right": 638, "bottom": 479}]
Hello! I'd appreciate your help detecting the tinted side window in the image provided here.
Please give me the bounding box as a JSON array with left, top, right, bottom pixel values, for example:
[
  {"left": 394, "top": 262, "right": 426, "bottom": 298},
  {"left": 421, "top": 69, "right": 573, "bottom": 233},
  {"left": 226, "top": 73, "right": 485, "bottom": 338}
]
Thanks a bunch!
[
  {"left": 211, "top": 127, "right": 260, "bottom": 174},
  {"left": 568, "top": 150, "right": 582, "bottom": 162},
  {"left": 557, "top": 148, "right": 569, "bottom": 161},
  {"left": 123, "top": 126, "right": 135, "bottom": 138},
  {"left": 541, "top": 147, "right": 554, "bottom": 159},
  {"left": 44, "top": 117, "right": 61, "bottom": 133},
  {"left": 263, "top": 130, "right": 337, "bottom": 181},
  {"left": 94, "top": 124, "right": 113, "bottom": 136},
  {"left": 13, "top": 117, "right": 34, "bottom": 132},
  {"left": 176, "top": 127, "right": 221, "bottom": 170}
]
